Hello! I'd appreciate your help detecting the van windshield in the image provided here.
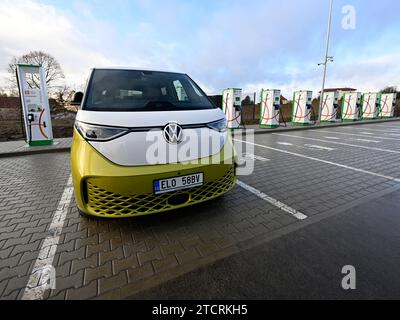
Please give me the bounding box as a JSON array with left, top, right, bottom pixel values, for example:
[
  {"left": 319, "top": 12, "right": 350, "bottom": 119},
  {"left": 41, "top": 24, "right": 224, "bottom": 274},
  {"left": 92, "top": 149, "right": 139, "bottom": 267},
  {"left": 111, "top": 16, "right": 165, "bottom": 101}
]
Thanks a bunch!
[{"left": 83, "top": 69, "right": 215, "bottom": 112}]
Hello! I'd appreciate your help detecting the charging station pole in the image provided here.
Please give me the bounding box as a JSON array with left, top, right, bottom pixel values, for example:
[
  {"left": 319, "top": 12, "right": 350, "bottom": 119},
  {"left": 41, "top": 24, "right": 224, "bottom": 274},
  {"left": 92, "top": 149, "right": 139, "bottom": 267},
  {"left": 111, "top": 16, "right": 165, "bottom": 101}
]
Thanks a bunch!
[
  {"left": 260, "top": 89, "right": 281, "bottom": 128},
  {"left": 320, "top": 91, "right": 340, "bottom": 122},
  {"left": 342, "top": 92, "right": 362, "bottom": 121},
  {"left": 379, "top": 93, "right": 397, "bottom": 118},
  {"left": 222, "top": 88, "right": 242, "bottom": 130},
  {"left": 16, "top": 64, "right": 53, "bottom": 146},
  {"left": 361, "top": 93, "right": 380, "bottom": 120},
  {"left": 292, "top": 91, "right": 313, "bottom": 126}
]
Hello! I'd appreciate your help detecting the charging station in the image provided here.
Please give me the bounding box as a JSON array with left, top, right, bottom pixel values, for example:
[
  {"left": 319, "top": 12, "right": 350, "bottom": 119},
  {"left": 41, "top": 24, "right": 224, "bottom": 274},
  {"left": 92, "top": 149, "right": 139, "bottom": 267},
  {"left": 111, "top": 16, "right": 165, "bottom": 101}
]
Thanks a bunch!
[
  {"left": 321, "top": 91, "right": 340, "bottom": 123},
  {"left": 260, "top": 89, "right": 281, "bottom": 128},
  {"left": 341, "top": 92, "right": 362, "bottom": 121},
  {"left": 16, "top": 64, "right": 53, "bottom": 146},
  {"left": 379, "top": 93, "right": 397, "bottom": 118},
  {"left": 222, "top": 88, "right": 242, "bottom": 130},
  {"left": 292, "top": 91, "right": 313, "bottom": 125},
  {"left": 361, "top": 93, "right": 380, "bottom": 120}
]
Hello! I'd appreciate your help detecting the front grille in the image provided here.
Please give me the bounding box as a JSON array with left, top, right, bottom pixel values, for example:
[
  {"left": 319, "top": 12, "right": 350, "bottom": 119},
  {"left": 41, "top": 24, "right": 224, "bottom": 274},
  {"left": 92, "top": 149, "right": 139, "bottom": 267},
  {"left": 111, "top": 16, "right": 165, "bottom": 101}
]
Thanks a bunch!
[{"left": 86, "top": 168, "right": 235, "bottom": 217}]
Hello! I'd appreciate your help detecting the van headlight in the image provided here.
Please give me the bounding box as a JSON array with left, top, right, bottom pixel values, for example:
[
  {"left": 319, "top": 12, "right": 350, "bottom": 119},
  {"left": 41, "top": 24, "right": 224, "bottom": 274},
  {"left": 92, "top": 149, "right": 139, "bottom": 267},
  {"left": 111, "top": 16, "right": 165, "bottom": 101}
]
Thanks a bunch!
[
  {"left": 207, "top": 118, "right": 227, "bottom": 132},
  {"left": 75, "top": 121, "right": 128, "bottom": 141}
]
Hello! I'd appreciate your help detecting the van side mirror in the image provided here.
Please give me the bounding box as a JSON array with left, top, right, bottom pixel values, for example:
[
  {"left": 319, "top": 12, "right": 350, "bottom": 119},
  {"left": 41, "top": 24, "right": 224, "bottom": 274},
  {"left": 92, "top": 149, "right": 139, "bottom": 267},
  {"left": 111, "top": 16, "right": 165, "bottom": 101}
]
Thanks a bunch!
[{"left": 70, "top": 91, "right": 84, "bottom": 106}]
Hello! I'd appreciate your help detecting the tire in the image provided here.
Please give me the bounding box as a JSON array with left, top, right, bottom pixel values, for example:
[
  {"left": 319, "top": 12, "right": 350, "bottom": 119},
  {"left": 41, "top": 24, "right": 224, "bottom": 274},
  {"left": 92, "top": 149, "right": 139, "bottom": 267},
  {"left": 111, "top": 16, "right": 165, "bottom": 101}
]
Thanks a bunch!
[{"left": 78, "top": 208, "right": 92, "bottom": 219}]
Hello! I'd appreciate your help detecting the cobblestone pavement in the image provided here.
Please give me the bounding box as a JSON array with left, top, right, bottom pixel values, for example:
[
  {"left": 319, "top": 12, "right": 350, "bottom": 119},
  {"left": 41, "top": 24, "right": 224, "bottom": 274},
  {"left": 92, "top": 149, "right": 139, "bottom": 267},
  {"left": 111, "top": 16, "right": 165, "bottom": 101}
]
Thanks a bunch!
[
  {"left": 0, "top": 121, "right": 399, "bottom": 300},
  {"left": 0, "top": 138, "right": 71, "bottom": 157}
]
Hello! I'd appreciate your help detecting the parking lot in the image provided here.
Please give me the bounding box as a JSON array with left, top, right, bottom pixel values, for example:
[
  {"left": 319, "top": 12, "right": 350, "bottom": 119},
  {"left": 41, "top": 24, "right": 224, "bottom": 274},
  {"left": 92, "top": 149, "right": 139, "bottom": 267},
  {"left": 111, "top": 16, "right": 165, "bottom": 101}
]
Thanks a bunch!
[{"left": 1, "top": 120, "right": 400, "bottom": 300}]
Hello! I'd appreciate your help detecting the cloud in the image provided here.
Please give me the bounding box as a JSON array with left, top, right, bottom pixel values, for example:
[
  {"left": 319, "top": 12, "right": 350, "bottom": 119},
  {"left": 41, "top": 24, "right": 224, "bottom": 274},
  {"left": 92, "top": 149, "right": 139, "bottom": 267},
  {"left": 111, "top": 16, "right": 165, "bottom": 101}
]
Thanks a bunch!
[
  {"left": 177, "top": 0, "right": 328, "bottom": 90},
  {"left": 0, "top": 0, "right": 184, "bottom": 88},
  {"left": 0, "top": 0, "right": 116, "bottom": 87},
  {"left": 241, "top": 51, "right": 400, "bottom": 101}
]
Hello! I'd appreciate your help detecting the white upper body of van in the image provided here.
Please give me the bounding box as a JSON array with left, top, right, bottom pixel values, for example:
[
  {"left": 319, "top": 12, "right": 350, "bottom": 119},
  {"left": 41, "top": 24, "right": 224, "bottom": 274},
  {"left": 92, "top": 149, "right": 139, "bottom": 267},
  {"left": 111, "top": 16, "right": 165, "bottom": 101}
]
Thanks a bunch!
[{"left": 75, "top": 68, "right": 228, "bottom": 166}]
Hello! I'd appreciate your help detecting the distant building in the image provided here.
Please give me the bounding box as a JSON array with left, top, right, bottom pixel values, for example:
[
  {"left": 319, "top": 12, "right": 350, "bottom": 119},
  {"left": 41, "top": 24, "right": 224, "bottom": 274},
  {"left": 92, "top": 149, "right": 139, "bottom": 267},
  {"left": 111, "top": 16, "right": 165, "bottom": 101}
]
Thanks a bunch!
[{"left": 320, "top": 87, "right": 357, "bottom": 97}]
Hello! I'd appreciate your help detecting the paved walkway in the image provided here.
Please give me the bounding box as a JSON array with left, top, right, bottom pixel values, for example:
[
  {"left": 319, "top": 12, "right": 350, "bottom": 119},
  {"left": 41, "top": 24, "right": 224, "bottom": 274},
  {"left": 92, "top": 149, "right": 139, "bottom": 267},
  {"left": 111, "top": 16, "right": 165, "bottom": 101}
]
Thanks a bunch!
[
  {"left": 0, "top": 117, "right": 398, "bottom": 157},
  {"left": 0, "top": 138, "right": 72, "bottom": 158}
]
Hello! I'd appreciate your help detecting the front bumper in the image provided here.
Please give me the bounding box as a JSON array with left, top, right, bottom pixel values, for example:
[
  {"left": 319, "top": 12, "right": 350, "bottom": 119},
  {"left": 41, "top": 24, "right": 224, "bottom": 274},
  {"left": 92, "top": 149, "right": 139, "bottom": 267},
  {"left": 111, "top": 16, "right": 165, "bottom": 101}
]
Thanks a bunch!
[{"left": 71, "top": 130, "right": 237, "bottom": 218}]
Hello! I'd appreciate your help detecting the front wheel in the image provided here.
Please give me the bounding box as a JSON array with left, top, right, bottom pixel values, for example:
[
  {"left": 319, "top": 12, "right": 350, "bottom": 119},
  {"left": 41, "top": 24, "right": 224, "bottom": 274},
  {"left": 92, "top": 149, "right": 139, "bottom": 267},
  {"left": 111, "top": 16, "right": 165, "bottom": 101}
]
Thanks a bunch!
[{"left": 78, "top": 208, "right": 93, "bottom": 219}]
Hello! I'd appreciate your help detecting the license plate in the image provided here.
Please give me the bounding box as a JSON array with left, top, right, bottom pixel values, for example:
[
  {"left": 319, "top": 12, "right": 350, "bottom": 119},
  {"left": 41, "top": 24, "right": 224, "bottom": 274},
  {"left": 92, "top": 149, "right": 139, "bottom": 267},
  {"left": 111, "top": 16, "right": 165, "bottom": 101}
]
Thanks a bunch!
[{"left": 154, "top": 173, "right": 204, "bottom": 195}]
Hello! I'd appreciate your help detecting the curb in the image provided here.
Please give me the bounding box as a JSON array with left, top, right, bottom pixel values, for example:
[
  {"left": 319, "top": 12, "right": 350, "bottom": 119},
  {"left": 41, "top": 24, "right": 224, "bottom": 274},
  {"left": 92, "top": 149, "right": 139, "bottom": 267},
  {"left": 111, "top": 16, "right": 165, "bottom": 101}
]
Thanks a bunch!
[
  {"left": 249, "top": 118, "right": 400, "bottom": 135},
  {"left": 0, "top": 147, "right": 70, "bottom": 159}
]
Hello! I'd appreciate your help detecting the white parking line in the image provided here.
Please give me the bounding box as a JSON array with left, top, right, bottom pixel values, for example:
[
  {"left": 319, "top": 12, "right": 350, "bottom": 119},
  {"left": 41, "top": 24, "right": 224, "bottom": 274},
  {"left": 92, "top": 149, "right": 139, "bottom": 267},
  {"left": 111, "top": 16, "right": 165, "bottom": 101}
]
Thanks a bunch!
[
  {"left": 324, "top": 136, "right": 340, "bottom": 140},
  {"left": 237, "top": 180, "right": 307, "bottom": 220},
  {"left": 243, "top": 153, "right": 270, "bottom": 162},
  {"left": 360, "top": 132, "right": 376, "bottom": 135},
  {"left": 317, "top": 130, "right": 399, "bottom": 141},
  {"left": 303, "top": 144, "right": 335, "bottom": 151},
  {"left": 272, "top": 133, "right": 400, "bottom": 154},
  {"left": 276, "top": 141, "right": 334, "bottom": 151},
  {"left": 234, "top": 138, "right": 400, "bottom": 183},
  {"left": 277, "top": 142, "right": 293, "bottom": 146},
  {"left": 354, "top": 139, "right": 381, "bottom": 143},
  {"left": 22, "top": 176, "right": 74, "bottom": 300}
]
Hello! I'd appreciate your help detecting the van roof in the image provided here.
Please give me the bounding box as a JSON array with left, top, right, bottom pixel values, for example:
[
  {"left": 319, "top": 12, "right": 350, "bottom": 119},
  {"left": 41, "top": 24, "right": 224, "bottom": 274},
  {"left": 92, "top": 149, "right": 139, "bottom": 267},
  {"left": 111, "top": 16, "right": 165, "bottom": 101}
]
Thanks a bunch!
[{"left": 93, "top": 67, "right": 186, "bottom": 75}]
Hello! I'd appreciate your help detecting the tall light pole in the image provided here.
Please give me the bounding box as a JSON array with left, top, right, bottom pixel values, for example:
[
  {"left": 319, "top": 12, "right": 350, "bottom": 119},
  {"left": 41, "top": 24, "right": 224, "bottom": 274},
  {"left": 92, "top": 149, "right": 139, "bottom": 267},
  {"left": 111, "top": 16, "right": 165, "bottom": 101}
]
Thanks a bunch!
[{"left": 317, "top": 0, "right": 334, "bottom": 124}]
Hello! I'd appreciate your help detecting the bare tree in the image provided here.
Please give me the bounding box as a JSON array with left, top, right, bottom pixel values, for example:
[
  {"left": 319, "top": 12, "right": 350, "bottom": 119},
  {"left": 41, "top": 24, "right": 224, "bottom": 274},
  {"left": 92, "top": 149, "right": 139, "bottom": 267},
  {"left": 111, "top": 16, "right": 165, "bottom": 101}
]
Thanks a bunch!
[
  {"left": 0, "top": 87, "right": 8, "bottom": 97},
  {"left": 7, "top": 51, "right": 65, "bottom": 93},
  {"left": 54, "top": 85, "right": 75, "bottom": 105},
  {"left": 380, "top": 86, "right": 398, "bottom": 94}
]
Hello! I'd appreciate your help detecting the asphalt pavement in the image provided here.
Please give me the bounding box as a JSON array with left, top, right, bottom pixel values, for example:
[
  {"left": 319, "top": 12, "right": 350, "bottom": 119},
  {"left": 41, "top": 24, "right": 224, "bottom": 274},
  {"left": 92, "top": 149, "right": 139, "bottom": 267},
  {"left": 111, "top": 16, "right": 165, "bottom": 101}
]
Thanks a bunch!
[{"left": 131, "top": 187, "right": 400, "bottom": 300}]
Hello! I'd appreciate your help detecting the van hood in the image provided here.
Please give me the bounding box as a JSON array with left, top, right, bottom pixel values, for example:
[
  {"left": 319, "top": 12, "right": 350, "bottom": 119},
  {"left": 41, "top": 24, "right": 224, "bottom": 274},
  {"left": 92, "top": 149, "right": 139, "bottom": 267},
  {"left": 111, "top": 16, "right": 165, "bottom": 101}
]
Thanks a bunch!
[
  {"left": 76, "top": 108, "right": 229, "bottom": 167},
  {"left": 76, "top": 109, "right": 225, "bottom": 128}
]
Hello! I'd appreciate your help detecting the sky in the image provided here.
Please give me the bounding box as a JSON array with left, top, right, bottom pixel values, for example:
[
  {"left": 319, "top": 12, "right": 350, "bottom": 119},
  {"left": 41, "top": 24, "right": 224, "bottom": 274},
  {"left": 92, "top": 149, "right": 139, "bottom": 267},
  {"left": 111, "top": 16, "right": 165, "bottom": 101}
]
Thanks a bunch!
[{"left": 0, "top": 0, "right": 399, "bottom": 98}]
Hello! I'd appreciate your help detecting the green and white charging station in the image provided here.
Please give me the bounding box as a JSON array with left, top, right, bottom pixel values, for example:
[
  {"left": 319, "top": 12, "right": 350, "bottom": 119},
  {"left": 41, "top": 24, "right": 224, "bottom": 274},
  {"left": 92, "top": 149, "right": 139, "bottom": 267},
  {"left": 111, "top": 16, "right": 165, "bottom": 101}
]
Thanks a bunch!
[
  {"left": 341, "top": 92, "right": 362, "bottom": 121},
  {"left": 260, "top": 89, "right": 281, "bottom": 128},
  {"left": 222, "top": 88, "right": 242, "bottom": 130},
  {"left": 379, "top": 93, "right": 397, "bottom": 118},
  {"left": 361, "top": 93, "right": 380, "bottom": 120},
  {"left": 321, "top": 91, "right": 340, "bottom": 123},
  {"left": 292, "top": 91, "right": 313, "bottom": 125},
  {"left": 16, "top": 64, "right": 53, "bottom": 146}
]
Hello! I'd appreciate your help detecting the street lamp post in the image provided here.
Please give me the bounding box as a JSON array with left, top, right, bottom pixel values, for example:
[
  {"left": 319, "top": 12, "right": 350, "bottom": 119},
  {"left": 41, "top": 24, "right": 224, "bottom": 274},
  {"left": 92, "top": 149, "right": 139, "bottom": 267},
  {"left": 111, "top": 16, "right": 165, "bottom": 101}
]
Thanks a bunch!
[{"left": 317, "top": 0, "right": 334, "bottom": 124}]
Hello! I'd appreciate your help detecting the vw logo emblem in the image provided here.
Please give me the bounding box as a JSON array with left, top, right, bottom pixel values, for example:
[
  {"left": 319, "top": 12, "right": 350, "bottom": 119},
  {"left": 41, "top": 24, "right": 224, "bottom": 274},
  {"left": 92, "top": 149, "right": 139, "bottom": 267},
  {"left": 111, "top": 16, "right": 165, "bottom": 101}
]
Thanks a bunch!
[{"left": 163, "top": 123, "right": 183, "bottom": 144}]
